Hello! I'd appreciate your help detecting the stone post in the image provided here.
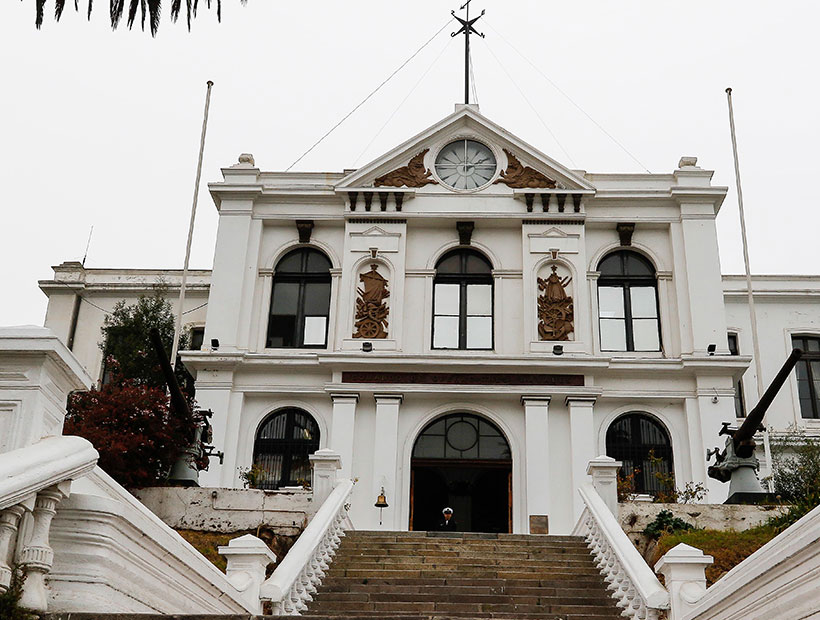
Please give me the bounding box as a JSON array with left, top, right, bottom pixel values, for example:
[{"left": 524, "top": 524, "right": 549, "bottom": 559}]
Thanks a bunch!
[
  {"left": 522, "top": 396, "right": 551, "bottom": 534},
  {"left": 567, "top": 397, "right": 597, "bottom": 519},
  {"left": 310, "top": 449, "right": 342, "bottom": 507},
  {"left": 219, "top": 533, "right": 277, "bottom": 614},
  {"left": 329, "top": 393, "right": 359, "bottom": 480},
  {"left": 654, "top": 543, "right": 713, "bottom": 620},
  {"left": 586, "top": 455, "right": 622, "bottom": 516},
  {"left": 372, "top": 394, "right": 402, "bottom": 530},
  {"left": 18, "top": 483, "right": 69, "bottom": 611}
]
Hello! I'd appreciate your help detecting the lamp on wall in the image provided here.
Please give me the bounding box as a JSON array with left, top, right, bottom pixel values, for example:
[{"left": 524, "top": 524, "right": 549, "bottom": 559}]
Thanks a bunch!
[
  {"left": 211, "top": 338, "right": 220, "bottom": 351},
  {"left": 707, "top": 343, "right": 717, "bottom": 356},
  {"left": 552, "top": 344, "right": 564, "bottom": 356},
  {"left": 374, "top": 487, "right": 389, "bottom": 525},
  {"left": 362, "top": 342, "right": 373, "bottom": 352}
]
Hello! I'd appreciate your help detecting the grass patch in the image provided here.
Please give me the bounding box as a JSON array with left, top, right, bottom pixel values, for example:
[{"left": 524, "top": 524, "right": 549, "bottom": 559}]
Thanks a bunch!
[
  {"left": 652, "top": 525, "right": 778, "bottom": 586},
  {"left": 176, "top": 527, "right": 299, "bottom": 573}
]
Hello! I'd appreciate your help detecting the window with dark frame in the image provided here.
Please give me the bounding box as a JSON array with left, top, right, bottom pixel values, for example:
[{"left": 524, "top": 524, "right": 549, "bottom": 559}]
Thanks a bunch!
[
  {"left": 266, "top": 248, "right": 331, "bottom": 349},
  {"left": 597, "top": 250, "right": 661, "bottom": 352},
  {"left": 252, "top": 408, "right": 320, "bottom": 490},
  {"left": 412, "top": 413, "right": 511, "bottom": 461},
  {"left": 605, "top": 413, "right": 673, "bottom": 495},
  {"left": 727, "top": 332, "right": 746, "bottom": 418},
  {"left": 190, "top": 326, "right": 205, "bottom": 351},
  {"left": 432, "top": 249, "right": 494, "bottom": 350},
  {"left": 793, "top": 335, "right": 820, "bottom": 419}
]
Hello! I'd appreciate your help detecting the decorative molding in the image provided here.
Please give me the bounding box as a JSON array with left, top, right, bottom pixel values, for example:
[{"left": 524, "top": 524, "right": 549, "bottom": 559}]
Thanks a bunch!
[
  {"left": 295, "top": 220, "right": 314, "bottom": 244},
  {"left": 538, "top": 265, "right": 574, "bottom": 341},
  {"left": 617, "top": 222, "right": 636, "bottom": 246},
  {"left": 457, "top": 221, "right": 475, "bottom": 246},
  {"left": 525, "top": 219, "right": 584, "bottom": 226},
  {"left": 494, "top": 150, "right": 558, "bottom": 189},
  {"left": 341, "top": 372, "right": 584, "bottom": 386},
  {"left": 347, "top": 218, "right": 407, "bottom": 224},
  {"left": 374, "top": 149, "right": 437, "bottom": 188},
  {"left": 353, "top": 265, "right": 390, "bottom": 339}
]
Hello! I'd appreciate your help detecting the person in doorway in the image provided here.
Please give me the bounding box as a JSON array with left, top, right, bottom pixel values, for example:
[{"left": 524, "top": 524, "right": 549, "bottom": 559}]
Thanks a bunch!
[{"left": 437, "top": 507, "right": 458, "bottom": 530}]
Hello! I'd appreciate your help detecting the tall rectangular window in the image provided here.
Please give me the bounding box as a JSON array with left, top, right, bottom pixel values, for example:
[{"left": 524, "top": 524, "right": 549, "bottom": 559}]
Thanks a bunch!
[
  {"left": 793, "top": 336, "right": 820, "bottom": 419},
  {"left": 727, "top": 333, "right": 745, "bottom": 418}
]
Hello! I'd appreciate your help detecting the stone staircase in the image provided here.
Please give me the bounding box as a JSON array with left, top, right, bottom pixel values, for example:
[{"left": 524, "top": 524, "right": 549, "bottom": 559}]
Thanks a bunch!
[{"left": 300, "top": 530, "right": 622, "bottom": 619}]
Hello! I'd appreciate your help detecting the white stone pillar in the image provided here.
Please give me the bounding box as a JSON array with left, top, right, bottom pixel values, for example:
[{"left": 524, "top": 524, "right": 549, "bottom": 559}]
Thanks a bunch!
[
  {"left": 587, "top": 455, "right": 622, "bottom": 516},
  {"left": 18, "top": 483, "right": 69, "bottom": 612},
  {"left": 196, "top": 366, "right": 237, "bottom": 488},
  {"left": 372, "top": 394, "right": 402, "bottom": 530},
  {"left": 567, "top": 397, "right": 597, "bottom": 520},
  {"left": 654, "top": 543, "right": 713, "bottom": 620},
  {"left": 219, "top": 533, "right": 277, "bottom": 614},
  {"left": 329, "top": 393, "right": 359, "bottom": 480},
  {"left": 522, "top": 396, "right": 551, "bottom": 534},
  {"left": 310, "top": 449, "right": 342, "bottom": 507}
]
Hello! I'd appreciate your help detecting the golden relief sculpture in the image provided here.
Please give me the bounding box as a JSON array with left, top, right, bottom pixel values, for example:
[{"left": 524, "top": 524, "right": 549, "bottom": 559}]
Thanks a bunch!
[
  {"left": 353, "top": 265, "right": 390, "bottom": 339},
  {"left": 374, "top": 149, "right": 438, "bottom": 188},
  {"left": 494, "top": 149, "right": 558, "bottom": 189},
  {"left": 538, "top": 265, "right": 574, "bottom": 341}
]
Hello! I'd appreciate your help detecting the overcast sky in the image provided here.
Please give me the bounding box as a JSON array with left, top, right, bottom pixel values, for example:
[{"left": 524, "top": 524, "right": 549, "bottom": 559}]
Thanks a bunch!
[{"left": 1, "top": 1, "right": 817, "bottom": 326}]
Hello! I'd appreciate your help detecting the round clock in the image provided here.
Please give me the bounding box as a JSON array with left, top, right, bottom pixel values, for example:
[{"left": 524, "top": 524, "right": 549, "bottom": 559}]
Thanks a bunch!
[{"left": 435, "top": 139, "right": 497, "bottom": 190}]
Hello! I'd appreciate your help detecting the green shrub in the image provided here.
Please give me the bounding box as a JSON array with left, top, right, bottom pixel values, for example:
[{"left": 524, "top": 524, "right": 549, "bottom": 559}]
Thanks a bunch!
[
  {"left": 0, "top": 568, "right": 36, "bottom": 620},
  {"left": 643, "top": 509, "right": 696, "bottom": 540}
]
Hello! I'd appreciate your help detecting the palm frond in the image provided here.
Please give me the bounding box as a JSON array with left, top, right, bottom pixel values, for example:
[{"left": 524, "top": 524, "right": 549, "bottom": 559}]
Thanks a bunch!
[
  {"left": 110, "top": 0, "right": 125, "bottom": 29},
  {"left": 140, "top": 0, "right": 147, "bottom": 31},
  {"left": 169, "top": 0, "right": 180, "bottom": 22},
  {"left": 186, "top": 0, "right": 191, "bottom": 30},
  {"left": 55, "top": 0, "right": 66, "bottom": 20},
  {"left": 126, "top": 0, "right": 138, "bottom": 28},
  {"left": 147, "top": 0, "right": 160, "bottom": 36},
  {"left": 192, "top": 0, "right": 197, "bottom": 18},
  {"left": 88, "top": 0, "right": 93, "bottom": 20},
  {"left": 36, "top": 0, "right": 45, "bottom": 28},
  {"left": 216, "top": 0, "right": 220, "bottom": 22}
]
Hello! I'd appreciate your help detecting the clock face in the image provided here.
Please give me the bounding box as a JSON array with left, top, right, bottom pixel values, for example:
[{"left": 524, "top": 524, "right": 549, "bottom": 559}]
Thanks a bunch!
[{"left": 435, "top": 139, "right": 497, "bottom": 190}]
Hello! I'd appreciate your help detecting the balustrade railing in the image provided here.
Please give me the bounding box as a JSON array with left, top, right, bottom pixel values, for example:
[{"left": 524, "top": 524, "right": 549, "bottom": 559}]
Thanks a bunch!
[
  {"left": 0, "top": 435, "right": 98, "bottom": 611},
  {"left": 573, "top": 482, "right": 669, "bottom": 620},
  {"left": 260, "top": 478, "right": 354, "bottom": 615}
]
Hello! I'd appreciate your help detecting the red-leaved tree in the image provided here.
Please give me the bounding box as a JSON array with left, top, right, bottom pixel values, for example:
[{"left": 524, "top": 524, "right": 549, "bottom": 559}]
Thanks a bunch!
[{"left": 65, "top": 364, "right": 198, "bottom": 488}]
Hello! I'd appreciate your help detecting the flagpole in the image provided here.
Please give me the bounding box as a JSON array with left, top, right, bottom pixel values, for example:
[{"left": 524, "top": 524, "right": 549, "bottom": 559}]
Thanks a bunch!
[
  {"left": 171, "top": 80, "right": 213, "bottom": 369},
  {"left": 726, "top": 87, "right": 773, "bottom": 489}
]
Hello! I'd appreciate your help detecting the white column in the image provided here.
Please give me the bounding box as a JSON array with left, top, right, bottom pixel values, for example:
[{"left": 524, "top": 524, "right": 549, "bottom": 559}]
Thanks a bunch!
[
  {"left": 567, "top": 396, "right": 597, "bottom": 520},
  {"left": 195, "top": 366, "right": 236, "bottom": 488},
  {"left": 330, "top": 393, "right": 359, "bottom": 480},
  {"left": 372, "top": 394, "right": 402, "bottom": 530},
  {"left": 655, "top": 543, "right": 713, "bottom": 620},
  {"left": 522, "top": 396, "right": 550, "bottom": 534},
  {"left": 310, "top": 449, "right": 342, "bottom": 507}
]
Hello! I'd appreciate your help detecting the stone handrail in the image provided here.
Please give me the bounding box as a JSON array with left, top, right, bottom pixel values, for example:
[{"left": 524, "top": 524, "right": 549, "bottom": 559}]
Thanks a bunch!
[
  {"left": 573, "top": 482, "right": 669, "bottom": 620},
  {"left": 260, "top": 478, "right": 354, "bottom": 615},
  {"left": 0, "top": 435, "right": 98, "bottom": 611}
]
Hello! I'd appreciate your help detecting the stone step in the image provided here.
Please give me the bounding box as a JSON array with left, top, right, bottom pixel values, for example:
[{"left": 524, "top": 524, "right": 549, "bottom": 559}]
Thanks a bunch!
[
  {"left": 348, "top": 531, "right": 584, "bottom": 542},
  {"left": 313, "top": 592, "right": 613, "bottom": 605},
  {"left": 321, "top": 576, "right": 609, "bottom": 588},
  {"left": 47, "top": 615, "right": 620, "bottom": 620},
  {"left": 321, "top": 581, "right": 611, "bottom": 596},
  {"left": 306, "top": 600, "right": 619, "bottom": 614},
  {"left": 331, "top": 556, "right": 596, "bottom": 567}
]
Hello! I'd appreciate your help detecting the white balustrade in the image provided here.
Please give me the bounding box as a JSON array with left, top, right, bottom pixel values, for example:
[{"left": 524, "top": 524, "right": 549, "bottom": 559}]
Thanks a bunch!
[
  {"left": 260, "top": 478, "right": 354, "bottom": 615},
  {"left": 573, "top": 481, "right": 670, "bottom": 620},
  {"left": 0, "top": 435, "right": 98, "bottom": 611}
]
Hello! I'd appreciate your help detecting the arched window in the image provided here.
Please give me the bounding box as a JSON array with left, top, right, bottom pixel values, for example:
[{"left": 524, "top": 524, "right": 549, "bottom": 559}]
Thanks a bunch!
[
  {"left": 597, "top": 250, "right": 660, "bottom": 352},
  {"left": 267, "top": 248, "right": 331, "bottom": 348},
  {"left": 433, "top": 249, "right": 493, "bottom": 350},
  {"left": 412, "top": 413, "right": 511, "bottom": 461},
  {"left": 606, "top": 413, "right": 673, "bottom": 495},
  {"left": 252, "top": 408, "right": 320, "bottom": 489}
]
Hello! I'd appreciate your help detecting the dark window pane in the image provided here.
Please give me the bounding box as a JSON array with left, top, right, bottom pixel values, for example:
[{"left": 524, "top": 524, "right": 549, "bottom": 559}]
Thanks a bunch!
[
  {"left": 190, "top": 327, "right": 205, "bottom": 351},
  {"left": 253, "top": 409, "right": 320, "bottom": 490},
  {"left": 413, "top": 414, "right": 510, "bottom": 462},
  {"left": 624, "top": 253, "right": 655, "bottom": 277},
  {"left": 436, "top": 254, "right": 462, "bottom": 274},
  {"left": 598, "top": 253, "right": 624, "bottom": 276},
  {"left": 271, "top": 282, "right": 300, "bottom": 315},
  {"left": 268, "top": 316, "right": 296, "bottom": 348},
  {"left": 303, "top": 282, "right": 331, "bottom": 315},
  {"left": 276, "top": 251, "right": 304, "bottom": 273},
  {"left": 728, "top": 333, "right": 739, "bottom": 355},
  {"left": 465, "top": 253, "right": 492, "bottom": 274},
  {"left": 606, "top": 413, "right": 673, "bottom": 495},
  {"left": 306, "top": 250, "right": 332, "bottom": 273}
]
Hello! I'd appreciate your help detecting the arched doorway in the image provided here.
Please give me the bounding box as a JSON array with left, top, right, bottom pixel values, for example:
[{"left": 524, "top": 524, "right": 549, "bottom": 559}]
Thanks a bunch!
[{"left": 410, "top": 413, "right": 512, "bottom": 533}]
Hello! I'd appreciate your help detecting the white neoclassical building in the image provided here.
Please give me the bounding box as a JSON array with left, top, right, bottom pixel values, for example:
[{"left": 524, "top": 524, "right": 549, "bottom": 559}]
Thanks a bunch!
[{"left": 40, "top": 104, "right": 820, "bottom": 535}]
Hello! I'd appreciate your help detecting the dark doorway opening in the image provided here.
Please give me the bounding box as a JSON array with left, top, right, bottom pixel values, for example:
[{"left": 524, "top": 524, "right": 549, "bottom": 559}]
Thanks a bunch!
[{"left": 410, "top": 413, "right": 512, "bottom": 533}]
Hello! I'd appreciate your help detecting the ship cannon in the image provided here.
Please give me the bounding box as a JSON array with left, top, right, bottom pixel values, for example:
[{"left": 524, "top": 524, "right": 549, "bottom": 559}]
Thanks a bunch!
[{"left": 707, "top": 348, "right": 803, "bottom": 503}]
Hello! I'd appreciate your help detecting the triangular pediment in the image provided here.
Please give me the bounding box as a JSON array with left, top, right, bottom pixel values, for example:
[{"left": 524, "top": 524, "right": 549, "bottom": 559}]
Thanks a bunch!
[
  {"left": 531, "top": 227, "right": 574, "bottom": 239},
  {"left": 336, "top": 105, "right": 595, "bottom": 192}
]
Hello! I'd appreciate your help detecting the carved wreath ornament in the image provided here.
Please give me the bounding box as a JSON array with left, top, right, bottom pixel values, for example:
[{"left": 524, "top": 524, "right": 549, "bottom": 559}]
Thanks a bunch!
[
  {"left": 537, "top": 265, "right": 574, "bottom": 341},
  {"left": 353, "top": 265, "right": 390, "bottom": 339}
]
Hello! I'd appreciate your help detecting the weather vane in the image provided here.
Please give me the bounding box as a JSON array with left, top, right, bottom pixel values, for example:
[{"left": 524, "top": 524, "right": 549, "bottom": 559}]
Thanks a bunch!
[{"left": 451, "top": 0, "right": 485, "bottom": 105}]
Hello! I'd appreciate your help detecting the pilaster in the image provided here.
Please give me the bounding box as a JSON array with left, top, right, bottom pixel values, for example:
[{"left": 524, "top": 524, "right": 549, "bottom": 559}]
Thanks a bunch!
[
  {"left": 567, "top": 396, "right": 597, "bottom": 520},
  {"left": 522, "top": 396, "right": 551, "bottom": 534},
  {"left": 329, "top": 393, "right": 359, "bottom": 480},
  {"left": 372, "top": 394, "right": 403, "bottom": 530}
]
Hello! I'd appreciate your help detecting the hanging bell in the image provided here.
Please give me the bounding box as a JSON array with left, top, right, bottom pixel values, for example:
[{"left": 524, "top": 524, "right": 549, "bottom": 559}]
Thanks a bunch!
[{"left": 375, "top": 487, "right": 389, "bottom": 508}]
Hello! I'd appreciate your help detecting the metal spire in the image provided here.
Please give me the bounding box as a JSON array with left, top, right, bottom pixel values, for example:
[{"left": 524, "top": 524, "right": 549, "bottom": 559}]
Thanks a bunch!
[{"left": 451, "top": 0, "right": 484, "bottom": 105}]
